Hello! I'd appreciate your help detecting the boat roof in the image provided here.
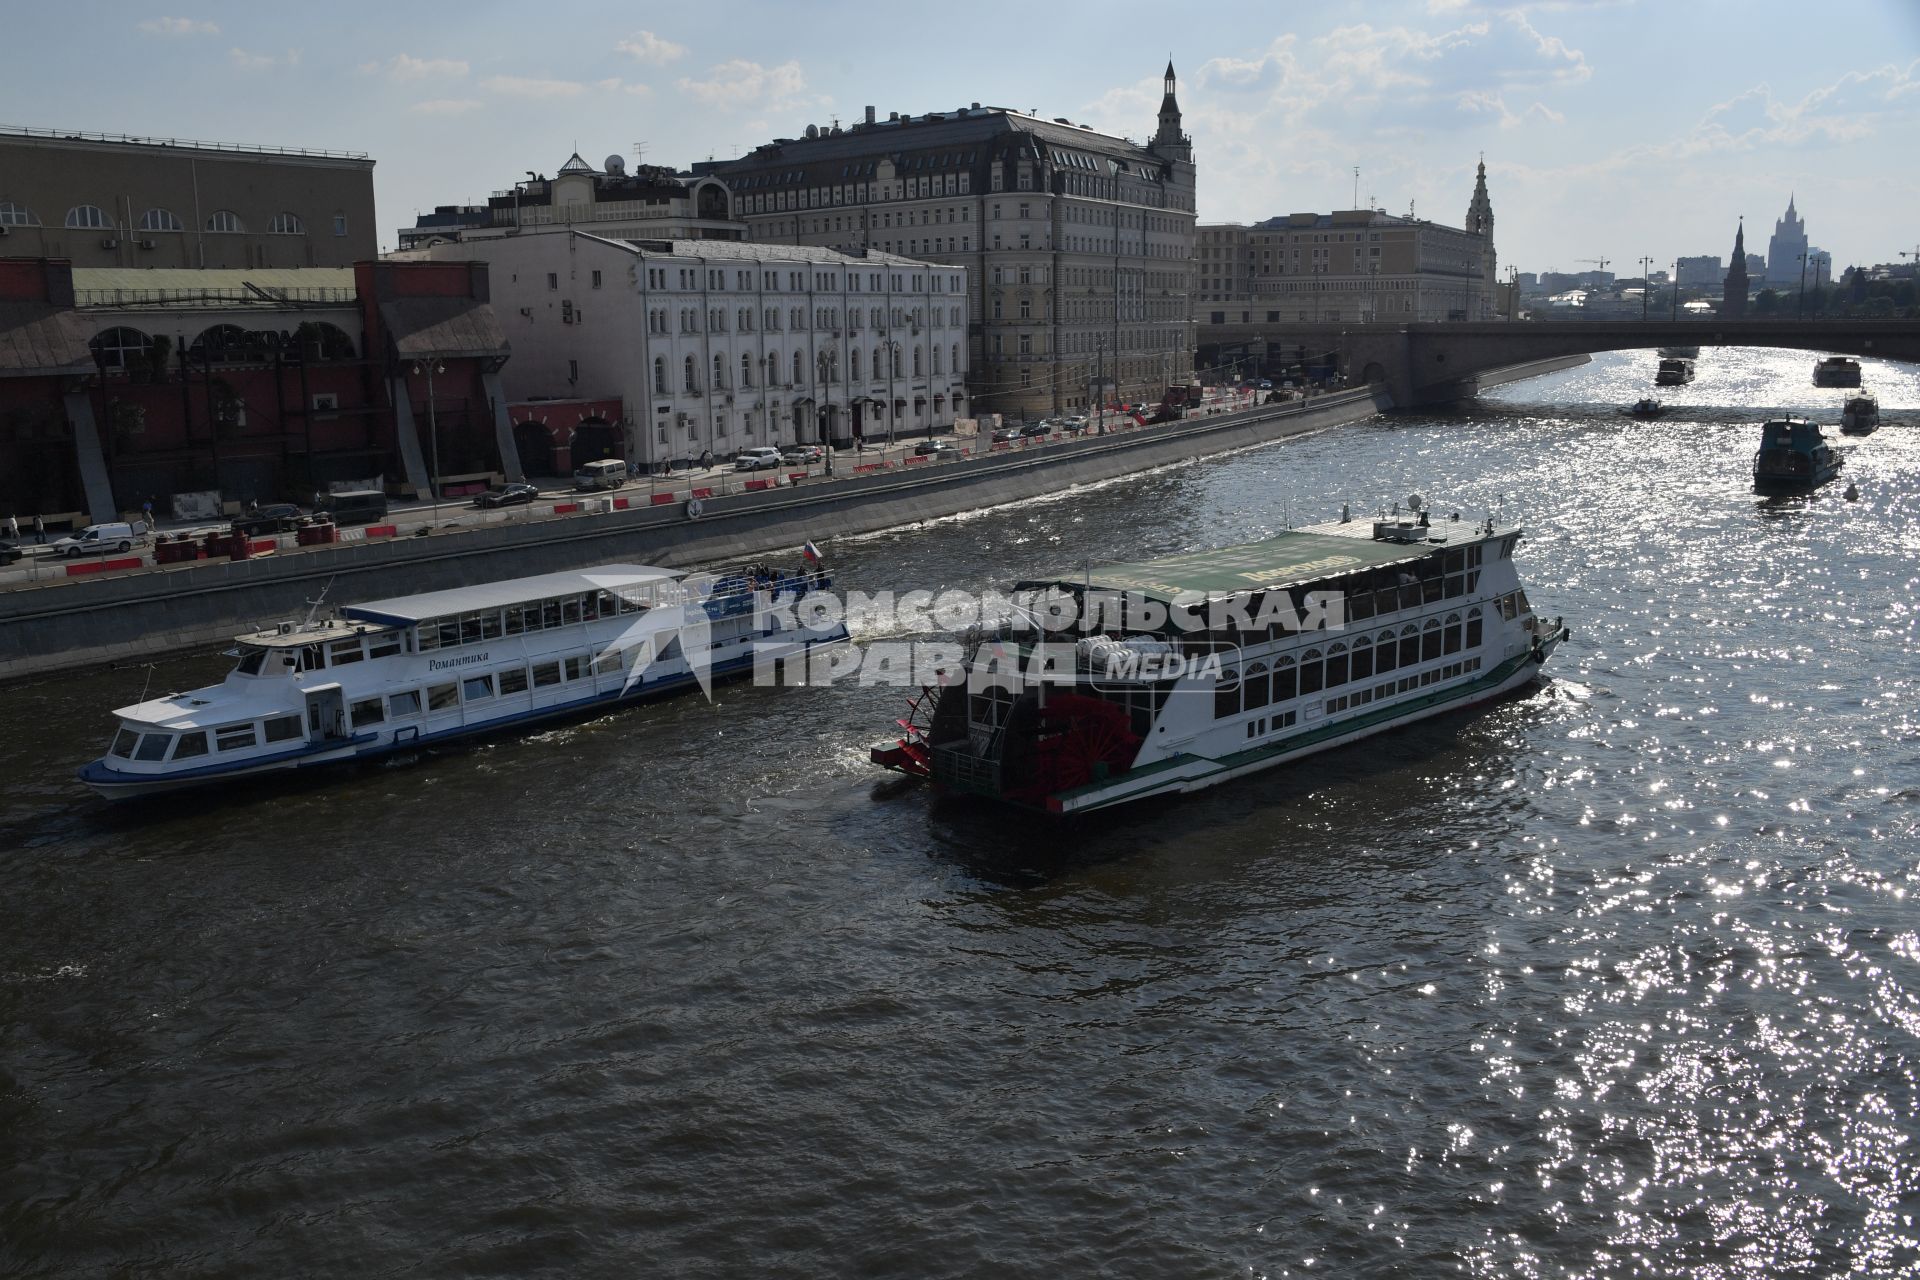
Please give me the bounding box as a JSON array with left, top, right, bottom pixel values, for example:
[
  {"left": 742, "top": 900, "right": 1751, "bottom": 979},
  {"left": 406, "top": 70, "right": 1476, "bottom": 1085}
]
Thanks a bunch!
[
  {"left": 343, "top": 563, "right": 677, "bottom": 625},
  {"left": 236, "top": 618, "right": 380, "bottom": 647},
  {"left": 1038, "top": 520, "right": 1491, "bottom": 603}
]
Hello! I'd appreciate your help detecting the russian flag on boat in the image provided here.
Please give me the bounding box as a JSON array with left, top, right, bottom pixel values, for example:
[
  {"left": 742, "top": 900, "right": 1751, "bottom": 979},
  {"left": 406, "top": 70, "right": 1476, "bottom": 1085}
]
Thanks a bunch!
[{"left": 802, "top": 540, "right": 821, "bottom": 564}]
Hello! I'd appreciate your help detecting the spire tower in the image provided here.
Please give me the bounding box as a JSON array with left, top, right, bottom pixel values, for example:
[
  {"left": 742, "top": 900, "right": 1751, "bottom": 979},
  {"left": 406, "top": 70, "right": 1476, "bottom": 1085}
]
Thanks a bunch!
[
  {"left": 1152, "top": 59, "right": 1191, "bottom": 162},
  {"left": 1722, "top": 217, "right": 1749, "bottom": 318}
]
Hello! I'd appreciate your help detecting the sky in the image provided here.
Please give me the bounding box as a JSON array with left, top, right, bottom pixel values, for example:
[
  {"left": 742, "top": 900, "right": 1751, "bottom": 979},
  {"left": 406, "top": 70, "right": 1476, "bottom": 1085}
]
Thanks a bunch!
[{"left": 5, "top": 1, "right": 1917, "bottom": 277}]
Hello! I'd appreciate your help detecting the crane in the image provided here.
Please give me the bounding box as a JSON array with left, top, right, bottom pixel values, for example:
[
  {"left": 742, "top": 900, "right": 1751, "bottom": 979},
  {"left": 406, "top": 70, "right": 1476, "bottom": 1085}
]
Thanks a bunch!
[{"left": 1576, "top": 257, "right": 1610, "bottom": 274}]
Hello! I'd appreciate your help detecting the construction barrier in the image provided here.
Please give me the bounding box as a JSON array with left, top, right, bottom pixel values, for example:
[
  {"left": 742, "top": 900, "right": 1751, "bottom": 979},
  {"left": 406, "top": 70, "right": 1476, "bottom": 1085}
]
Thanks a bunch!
[
  {"left": 691, "top": 487, "right": 714, "bottom": 500},
  {"left": 66, "top": 557, "right": 144, "bottom": 577},
  {"left": 854, "top": 464, "right": 882, "bottom": 475},
  {"left": 552, "top": 502, "right": 580, "bottom": 515},
  {"left": 905, "top": 455, "right": 928, "bottom": 465},
  {"left": 612, "top": 498, "right": 630, "bottom": 510},
  {"left": 650, "top": 493, "right": 676, "bottom": 506},
  {"left": 788, "top": 472, "right": 808, "bottom": 483},
  {"left": 745, "top": 479, "right": 772, "bottom": 491},
  {"left": 364, "top": 524, "right": 398, "bottom": 538},
  {"left": 991, "top": 441, "right": 1010, "bottom": 451}
]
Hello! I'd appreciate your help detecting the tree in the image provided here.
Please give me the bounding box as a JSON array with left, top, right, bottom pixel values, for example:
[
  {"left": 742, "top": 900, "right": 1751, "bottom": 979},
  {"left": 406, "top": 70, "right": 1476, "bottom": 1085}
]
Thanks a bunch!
[{"left": 1753, "top": 289, "right": 1781, "bottom": 316}]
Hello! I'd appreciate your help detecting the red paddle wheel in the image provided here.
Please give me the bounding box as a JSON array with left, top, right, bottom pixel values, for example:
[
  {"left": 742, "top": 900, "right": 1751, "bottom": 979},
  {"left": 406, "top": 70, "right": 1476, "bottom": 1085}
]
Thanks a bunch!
[
  {"left": 869, "top": 684, "right": 938, "bottom": 777},
  {"left": 1008, "top": 694, "right": 1141, "bottom": 803}
]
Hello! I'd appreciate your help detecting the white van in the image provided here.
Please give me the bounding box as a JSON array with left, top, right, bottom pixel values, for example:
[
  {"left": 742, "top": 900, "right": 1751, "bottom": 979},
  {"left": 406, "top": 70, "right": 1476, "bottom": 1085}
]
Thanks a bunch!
[
  {"left": 52, "top": 521, "right": 149, "bottom": 558},
  {"left": 573, "top": 459, "right": 627, "bottom": 492}
]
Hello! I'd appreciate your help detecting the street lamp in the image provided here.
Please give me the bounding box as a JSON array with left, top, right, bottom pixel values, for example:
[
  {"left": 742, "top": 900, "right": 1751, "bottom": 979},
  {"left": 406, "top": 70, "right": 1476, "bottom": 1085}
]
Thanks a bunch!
[
  {"left": 412, "top": 361, "right": 445, "bottom": 522},
  {"left": 882, "top": 338, "right": 901, "bottom": 447},
  {"left": 1671, "top": 262, "right": 1680, "bottom": 321},
  {"left": 1639, "top": 256, "right": 1655, "bottom": 320},
  {"left": 1798, "top": 251, "right": 1810, "bottom": 320}
]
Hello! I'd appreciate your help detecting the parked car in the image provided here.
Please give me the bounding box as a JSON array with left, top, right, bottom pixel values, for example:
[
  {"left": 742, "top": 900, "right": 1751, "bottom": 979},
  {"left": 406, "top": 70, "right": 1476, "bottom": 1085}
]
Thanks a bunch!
[
  {"left": 573, "top": 458, "right": 627, "bottom": 492},
  {"left": 734, "top": 446, "right": 783, "bottom": 472},
  {"left": 474, "top": 482, "right": 540, "bottom": 509},
  {"left": 51, "top": 521, "right": 148, "bottom": 558},
  {"left": 1019, "top": 422, "right": 1052, "bottom": 439},
  {"left": 780, "top": 445, "right": 824, "bottom": 464},
  {"left": 991, "top": 426, "right": 1021, "bottom": 443},
  {"left": 230, "top": 503, "right": 306, "bottom": 537},
  {"left": 914, "top": 439, "right": 959, "bottom": 459},
  {"left": 0, "top": 540, "right": 22, "bottom": 566}
]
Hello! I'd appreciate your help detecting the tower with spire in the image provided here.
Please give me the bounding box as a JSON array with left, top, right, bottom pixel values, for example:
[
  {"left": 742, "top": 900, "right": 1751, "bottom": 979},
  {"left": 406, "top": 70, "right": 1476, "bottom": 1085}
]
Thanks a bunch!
[
  {"left": 1151, "top": 60, "right": 1192, "bottom": 163},
  {"left": 1465, "top": 158, "right": 1498, "bottom": 318},
  {"left": 1766, "top": 195, "right": 1807, "bottom": 284},
  {"left": 1722, "top": 218, "right": 1749, "bottom": 318}
]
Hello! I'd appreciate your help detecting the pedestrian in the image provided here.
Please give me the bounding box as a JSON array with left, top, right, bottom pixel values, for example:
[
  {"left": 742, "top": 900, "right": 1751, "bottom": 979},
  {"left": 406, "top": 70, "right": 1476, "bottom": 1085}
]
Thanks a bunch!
[
  {"left": 4, "top": 514, "right": 16, "bottom": 540},
  {"left": 32, "top": 514, "right": 44, "bottom": 544},
  {"left": 142, "top": 497, "right": 154, "bottom": 528}
]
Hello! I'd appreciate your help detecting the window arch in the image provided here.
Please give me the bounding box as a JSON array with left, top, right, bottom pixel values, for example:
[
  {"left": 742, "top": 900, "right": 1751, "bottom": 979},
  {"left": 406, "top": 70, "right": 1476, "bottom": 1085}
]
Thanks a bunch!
[
  {"left": 1214, "top": 665, "right": 1240, "bottom": 719},
  {"left": 683, "top": 354, "right": 697, "bottom": 392},
  {"left": 0, "top": 201, "right": 39, "bottom": 227},
  {"left": 1325, "top": 642, "right": 1349, "bottom": 688},
  {"left": 138, "top": 208, "right": 183, "bottom": 233},
  {"left": 765, "top": 349, "right": 780, "bottom": 385},
  {"left": 1465, "top": 606, "right": 1484, "bottom": 649},
  {"left": 654, "top": 356, "right": 667, "bottom": 394},
  {"left": 66, "top": 204, "right": 110, "bottom": 230},
  {"left": 189, "top": 324, "right": 251, "bottom": 362},
  {"left": 89, "top": 326, "right": 153, "bottom": 370},
  {"left": 267, "top": 212, "right": 305, "bottom": 235},
  {"left": 1243, "top": 660, "right": 1270, "bottom": 710},
  {"left": 1299, "top": 647, "right": 1325, "bottom": 696},
  {"left": 849, "top": 348, "right": 861, "bottom": 381},
  {"left": 792, "top": 350, "right": 805, "bottom": 386},
  {"left": 205, "top": 210, "right": 243, "bottom": 234},
  {"left": 292, "top": 321, "right": 354, "bottom": 361},
  {"left": 713, "top": 353, "right": 726, "bottom": 390},
  {"left": 1421, "top": 618, "right": 1443, "bottom": 663},
  {"left": 1272, "top": 653, "right": 1297, "bottom": 702},
  {"left": 741, "top": 353, "right": 753, "bottom": 388},
  {"left": 912, "top": 346, "right": 923, "bottom": 376}
]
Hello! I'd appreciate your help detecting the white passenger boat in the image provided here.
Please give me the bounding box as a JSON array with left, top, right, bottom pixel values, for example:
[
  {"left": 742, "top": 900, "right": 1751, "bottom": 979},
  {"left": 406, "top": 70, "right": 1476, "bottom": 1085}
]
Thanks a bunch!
[
  {"left": 1840, "top": 392, "right": 1879, "bottom": 435},
  {"left": 80, "top": 559, "right": 847, "bottom": 799},
  {"left": 872, "top": 504, "right": 1568, "bottom": 815}
]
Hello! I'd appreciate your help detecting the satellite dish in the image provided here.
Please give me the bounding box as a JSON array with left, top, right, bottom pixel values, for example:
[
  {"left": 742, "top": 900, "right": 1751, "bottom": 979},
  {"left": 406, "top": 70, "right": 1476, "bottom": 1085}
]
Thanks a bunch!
[
  {"left": 1406, "top": 493, "right": 1424, "bottom": 512},
  {"left": 604, "top": 154, "right": 626, "bottom": 176}
]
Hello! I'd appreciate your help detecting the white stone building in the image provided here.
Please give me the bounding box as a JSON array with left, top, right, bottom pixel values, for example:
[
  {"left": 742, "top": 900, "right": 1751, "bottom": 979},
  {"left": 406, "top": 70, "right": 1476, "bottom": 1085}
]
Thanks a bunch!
[{"left": 425, "top": 233, "right": 967, "bottom": 469}]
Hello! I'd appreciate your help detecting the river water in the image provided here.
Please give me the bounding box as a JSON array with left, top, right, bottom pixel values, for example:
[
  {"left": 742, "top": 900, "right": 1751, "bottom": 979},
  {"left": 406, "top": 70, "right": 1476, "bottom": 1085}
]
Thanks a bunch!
[{"left": 4, "top": 348, "right": 1918, "bottom": 1278}]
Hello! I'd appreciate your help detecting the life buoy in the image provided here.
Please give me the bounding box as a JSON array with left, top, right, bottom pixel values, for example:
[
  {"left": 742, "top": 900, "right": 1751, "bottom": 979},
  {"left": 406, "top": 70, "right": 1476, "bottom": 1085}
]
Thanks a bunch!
[{"left": 686, "top": 498, "right": 705, "bottom": 520}]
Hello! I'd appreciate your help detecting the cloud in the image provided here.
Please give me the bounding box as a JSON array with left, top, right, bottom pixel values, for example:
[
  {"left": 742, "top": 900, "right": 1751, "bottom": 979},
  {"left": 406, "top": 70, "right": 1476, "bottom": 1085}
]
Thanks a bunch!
[
  {"left": 139, "top": 16, "right": 218, "bottom": 35},
  {"left": 481, "top": 75, "right": 586, "bottom": 99},
  {"left": 361, "top": 54, "right": 470, "bottom": 81},
  {"left": 616, "top": 31, "right": 686, "bottom": 66},
  {"left": 230, "top": 47, "right": 300, "bottom": 72},
  {"left": 676, "top": 59, "right": 814, "bottom": 112},
  {"left": 1457, "top": 89, "right": 1565, "bottom": 129},
  {"left": 412, "top": 98, "right": 483, "bottom": 115}
]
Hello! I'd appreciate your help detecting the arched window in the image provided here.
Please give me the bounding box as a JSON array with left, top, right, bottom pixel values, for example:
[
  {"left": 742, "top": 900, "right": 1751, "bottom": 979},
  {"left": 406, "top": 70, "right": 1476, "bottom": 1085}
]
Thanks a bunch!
[
  {"left": 0, "top": 201, "right": 40, "bottom": 226},
  {"left": 205, "top": 210, "right": 243, "bottom": 234},
  {"left": 653, "top": 357, "right": 667, "bottom": 394},
  {"left": 849, "top": 348, "right": 861, "bottom": 381},
  {"left": 1243, "top": 661, "right": 1270, "bottom": 710},
  {"left": 1373, "top": 629, "right": 1398, "bottom": 674},
  {"left": 294, "top": 321, "right": 355, "bottom": 360},
  {"left": 1399, "top": 624, "right": 1420, "bottom": 668},
  {"left": 1465, "top": 607, "right": 1483, "bottom": 649},
  {"left": 190, "top": 324, "right": 251, "bottom": 362},
  {"left": 66, "top": 205, "right": 110, "bottom": 230},
  {"left": 1299, "top": 647, "right": 1325, "bottom": 696},
  {"left": 89, "top": 327, "right": 153, "bottom": 370},
  {"left": 932, "top": 345, "right": 943, "bottom": 375},
  {"left": 912, "top": 347, "right": 923, "bottom": 376},
  {"left": 765, "top": 349, "right": 780, "bottom": 385},
  {"left": 1214, "top": 665, "right": 1240, "bottom": 719},
  {"left": 950, "top": 343, "right": 959, "bottom": 374},
  {"left": 874, "top": 346, "right": 885, "bottom": 380},
  {"left": 740, "top": 353, "right": 753, "bottom": 388},
  {"left": 683, "top": 355, "right": 697, "bottom": 392},
  {"left": 1443, "top": 611, "right": 1463, "bottom": 655},
  {"left": 1272, "top": 654, "right": 1297, "bottom": 702},
  {"left": 793, "top": 350, "right": 805, "bottom": 386},
  {"left": 1325, "top": 642, "right": 1349, "bottom": 688},
  {"left": 1350, "top": 634, "right": 1374, "bottom": 682},
  {"left": 138, "top": 208, "right": 183, "bottom": 233},
  {"left": 267, "top": 212, "right": 305, "bottom": 235},
  {"left": 1421, "top": 618, "right": 1443, "bottom": 663},
  {"left": 713, "top": 353, "right": 726, "bottom": 389}
]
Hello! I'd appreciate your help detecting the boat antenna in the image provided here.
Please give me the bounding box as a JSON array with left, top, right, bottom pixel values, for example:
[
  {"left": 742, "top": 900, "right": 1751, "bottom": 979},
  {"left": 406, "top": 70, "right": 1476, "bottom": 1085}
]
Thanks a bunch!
[
  {"left": 137, "top": 662, "right": 156, "bottom": 704},
  {"left": 304, "top": 575, "right": 337, "bottom": 628}
]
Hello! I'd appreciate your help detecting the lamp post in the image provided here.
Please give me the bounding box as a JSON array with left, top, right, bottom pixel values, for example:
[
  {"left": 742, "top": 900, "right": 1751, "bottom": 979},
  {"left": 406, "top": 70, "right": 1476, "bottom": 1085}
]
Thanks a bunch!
[
  {"left": 1797, "top": 251, "right": 1810, "bottom": 321},
  {"left": 1670, "top": 262, "right": 1680, "bottom": 321},
  {"left": 1639, "top": 256, "right": 1655, "bottom": 320},
  {"left": 883, "top": 338, "right": 900, "bottom": 449},
  {"left": 412, "top": 361, "right": 444, "bottom": 523}
]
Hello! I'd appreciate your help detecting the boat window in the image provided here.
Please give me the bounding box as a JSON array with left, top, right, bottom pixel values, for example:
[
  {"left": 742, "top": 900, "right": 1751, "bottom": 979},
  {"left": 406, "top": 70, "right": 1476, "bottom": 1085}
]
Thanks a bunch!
[
  {"left": 367, "top": 632, "right": 403, "bottom": 660},
  {"left": 629, "top": 639, "right": 652, "bottom": 668},
  {"left": 1347, "top": 584, "right": 1375, "bottom": 622},
  {"left": 532, "top": 662, "right": 562, "bottom": 688},
  {"left": 1422, "top": 619, "right": 1444, "bottom": 663},
  {"left": 263, "top": 716, "right": 302, "bottom": 743},
  {"left": 563, "top": 655, "right": 587, "bottom": 681},
  {"left": 1515, "top": 590, "right": 1532, "bottom": 615},
  {"left": 1444, "top": 572, "right": 1466, "bottom": 599},
  {"left": 1214, "top": 666, "right": 1240, "bottom": 719},
  {"left": 389, "top": 690, "right": 422, "bottom": 718},
  {"left": 479, "top": 612, "right": 503, "bottom": 641},
  {"left": 216, "top": 723, "right": 258, "bottom": 752},
  {"left": 1444, "top": 613, "right": 1463, "bottom": 655},
  {"left": 416, "top": 625, "right": 439, "bottom": 652},
  {"left": 236, "top": 649, "right": 268, "bottom": 676},
  {"left": 1466, "top": 608, "right": 1483, "bottom": 648},
  {"left": 299, "top": 644, "right": 325, "bottom": 671},
  {"left": 499, "top": 667, "right": 530, "bottom": 695},
  {"left": 1298, "top": 648, "right": 1324, "bottom": 696},
  {"left": 350, "top": 696, "right": 385, "bottom": 727},
  {"left": 111, "top": 728, "right": 139, "bottom": 757},
  {"left": 505, "top": 607, "right": 527, "bottom": 636},
  {"left": 1350, "top": 637, "right": 1374, "bottom": 682},
  {"left": 463, "top": 674, "right": 495, "bottom": 701},
  {"left": 134, "top": 733, "right": 172, "bottom": 761},
  {"left": 329, "top": 638, "right": 364, "bottom": 665},
  {"left": 437, "top": 620, "right": 461, "bottom": 648},
  {"left": 1324, "top": 643, "right": 1349, "bottom": 688},
  {"left": 428, "top": 682, "right": 459, "bottom": 711},
  {"left": 1243, "top": 661, "right": 1270, "bottom": 710},
  {"left": 541, "top": 600, "right": 563, "bottom": 629},
  {"left": 1399, "top": 625, "right": 1420, "bottom": 668},
  {"left": 592, "top": 648, "right": 623, "bottom": 676},
  {"left": 1443, "top": 548, "right": 1465, "bottom": 574},
  {"left": 460, "top": 615, "right": 484, "bottom": 645},
  {"left": 1272, "top": 654, "right": 1296, "bottom": 702},
  {"left": 172, "top": 730, "right": 209, "bottom": 760},
  {"left": 562, "top": 597, "right": 584, "bottom": 626},
  {"left": 1468, "top": 544, "right": 1483, "bottom": 568}
]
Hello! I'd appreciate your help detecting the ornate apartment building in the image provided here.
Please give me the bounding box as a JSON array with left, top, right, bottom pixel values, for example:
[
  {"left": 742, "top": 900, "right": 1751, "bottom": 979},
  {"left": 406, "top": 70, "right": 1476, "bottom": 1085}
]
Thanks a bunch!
[
  {"left": 0, "top": 125, "right": 376, "bottom": 269},
  {"left": 712, "top": 63, "right": 1197, "bottom": 418}
]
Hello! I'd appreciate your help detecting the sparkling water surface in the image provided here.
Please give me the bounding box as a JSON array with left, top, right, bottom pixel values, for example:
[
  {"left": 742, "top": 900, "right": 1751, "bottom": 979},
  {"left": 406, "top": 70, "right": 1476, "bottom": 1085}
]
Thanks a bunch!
[{"left": 3, "top": 349, "right": 1917, "bottom": 1277}]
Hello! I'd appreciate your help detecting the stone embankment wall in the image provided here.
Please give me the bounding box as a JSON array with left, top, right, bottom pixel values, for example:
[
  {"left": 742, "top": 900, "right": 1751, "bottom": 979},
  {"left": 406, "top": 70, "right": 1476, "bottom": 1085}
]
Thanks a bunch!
[{"left": 2, "top": 388, "right": 1394, "bottom": 681}]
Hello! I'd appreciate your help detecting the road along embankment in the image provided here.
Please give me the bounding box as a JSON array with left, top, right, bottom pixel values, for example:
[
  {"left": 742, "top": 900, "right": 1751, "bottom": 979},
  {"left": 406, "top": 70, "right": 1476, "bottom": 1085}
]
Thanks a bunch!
[
  {"left": 1, "top": 387, "right": 1391, "bottom": 681},
  {"left": 1475, "top": 352, "right": 1592, "bottom": 391}
]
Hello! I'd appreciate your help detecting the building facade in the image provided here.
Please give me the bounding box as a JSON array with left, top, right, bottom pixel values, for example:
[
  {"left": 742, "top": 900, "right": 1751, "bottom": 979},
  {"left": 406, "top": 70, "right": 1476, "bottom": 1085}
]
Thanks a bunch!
[
  {"left": 0, "top": 125, "right": 376, "bottom": 271},
  {"left": 398, "top": 151, "right": 745, "bottom": 251},
  {"left": 1766, "top": 196, "right": 1808, "bottom": 284},
  {"left": 0, "top": 256, "right": 512, "bottom": 524},
  {"left": 422, "top": 233, "right": 967, "bottom": 470},
  {"left": 712, "top": 62, "right": 1196, "bottom": 419}
]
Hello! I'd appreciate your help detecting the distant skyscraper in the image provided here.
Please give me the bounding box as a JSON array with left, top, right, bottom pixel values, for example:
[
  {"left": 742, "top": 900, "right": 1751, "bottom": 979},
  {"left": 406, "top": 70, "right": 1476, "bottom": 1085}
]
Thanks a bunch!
[
  {"left": 1766, "top": 196, "right": 1807, "bottom": 284},
  {"left": 1722, "top": 219, "right": 1748, "bottom": 318}
]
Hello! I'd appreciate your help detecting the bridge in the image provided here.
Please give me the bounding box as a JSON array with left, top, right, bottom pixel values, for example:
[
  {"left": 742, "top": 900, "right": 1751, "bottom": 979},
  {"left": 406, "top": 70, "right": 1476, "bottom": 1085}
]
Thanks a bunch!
[{"left": 1196, "top": 318, "right": 1920, "bottom": 406}]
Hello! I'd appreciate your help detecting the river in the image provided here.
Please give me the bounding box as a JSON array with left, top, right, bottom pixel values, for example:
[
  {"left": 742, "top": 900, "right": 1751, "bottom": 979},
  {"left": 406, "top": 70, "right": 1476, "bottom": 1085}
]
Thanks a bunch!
[{"left": 3, "top": 347, "right": 1917, "bottom": 1277}]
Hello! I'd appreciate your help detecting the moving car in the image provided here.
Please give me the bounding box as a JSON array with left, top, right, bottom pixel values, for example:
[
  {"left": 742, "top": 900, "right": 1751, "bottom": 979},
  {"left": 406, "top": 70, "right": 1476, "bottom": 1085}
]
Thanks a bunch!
[
  {"left": 573, "top": 458, "right": 627, "bottom": 491},
  {"left": 51, "top": 521, "right": 148, "bottom": 558},
  {"left": 474, "top": 482, "right": 540, "bottom": 508},
  {"left": 991, "top": 426, "right": 1021, "bottom": 443},
  {"left": 734, "top": 446, "right": 783, "bottom": 471},
  {"left": 1019, "top": 422, "right": 1052, "bottom": 439},
  {"left": 913, "top": 439, "right": 959, "bottom": 459},
  {"left": 230, "top": 503, "right": 305, "bottom": 537},
  {"left": 313, "top": 489, "right": 388, "bottom": 525},
  {"left": 780, "top": 445, "right": 824, "bottom": 464}
]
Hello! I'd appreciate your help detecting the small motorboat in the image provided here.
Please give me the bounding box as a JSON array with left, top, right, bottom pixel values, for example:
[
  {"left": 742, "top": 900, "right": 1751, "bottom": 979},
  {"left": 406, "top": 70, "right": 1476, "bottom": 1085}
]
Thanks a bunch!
[
  {"left": 1621, "top": 397, "right": 1668, "bottom": 420},
  {"left": 1655, "top": 358, "right": 1695, "bottom": 386},
  {"left": 1752, "top": 416, "right": 1843, "bottom": 495},
  {"left": 1813, "top": 356, "right": 1863, "bottom": 388},
  {"left": 1840, "top": 392, "right": 1879, "bottom": 435}
]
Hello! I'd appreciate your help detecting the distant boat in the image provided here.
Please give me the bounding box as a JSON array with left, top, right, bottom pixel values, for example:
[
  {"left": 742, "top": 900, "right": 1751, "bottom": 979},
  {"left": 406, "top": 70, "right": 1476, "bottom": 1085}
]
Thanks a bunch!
[
  {"left": 1655, "top": 357, "right": 1695, "bottom": 386},
  {"left": 1621, "top": 397, "right": 1668, "bottom": 420},
  {"left": 1840, "top": 392, "right": 1879, "bottom": 435},
  {"left": 1752, "top": 416, "right": 1843, "bottom": 495},
  {"left": 1656, "top": 345, "right": 1700, "bottom": 359},
  {"left": 1812, "top": 356, "right": 1863, "bottom": 388}
]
